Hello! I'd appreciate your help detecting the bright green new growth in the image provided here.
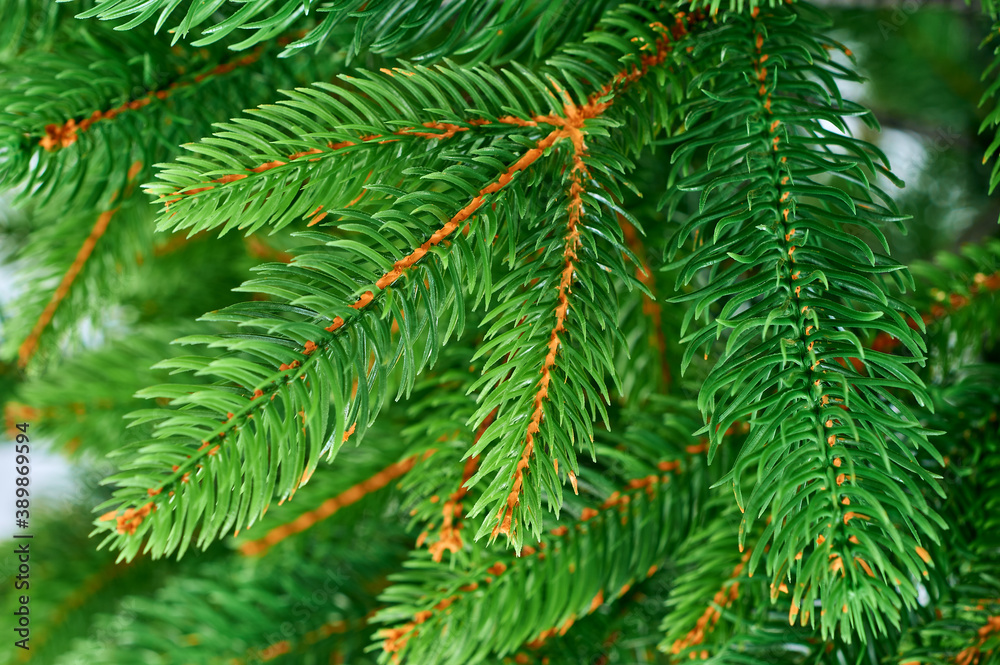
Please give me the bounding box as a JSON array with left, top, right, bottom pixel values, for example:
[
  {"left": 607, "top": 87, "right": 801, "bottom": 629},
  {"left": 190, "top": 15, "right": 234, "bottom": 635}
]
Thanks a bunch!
[{"left": 2, "top": 1, "right": 1000, "bottom": 664}]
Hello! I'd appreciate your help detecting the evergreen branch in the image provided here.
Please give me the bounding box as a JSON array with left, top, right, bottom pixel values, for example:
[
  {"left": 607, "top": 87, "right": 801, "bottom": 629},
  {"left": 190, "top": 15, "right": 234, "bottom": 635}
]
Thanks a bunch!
[
  {"left": 91, "top": 111, "right": 552, "bottom": 559},
  {"left": 520, "top": 561, "right": 660, "bottom": 651},
  {"left": 705, "top": 607, "right": 837, "bottom": 664},
  {"left": 465, "top": 10, "right": 709, "bottom": 550},
  {"left": 421, "top": 410, "right": 495, "bottom": 562},
  {"left": 145, "top": 4, "right": 708, "bottom": 238},
  {"left": 391, "top": 359, "right": 496, "bottom": 564},
  {"left": 1, "top": 192, "right": 251, "bottom": 372},
  {"left": 663, "top": 5, "right": 945, "bottom": 639},
  {"left": 99, "top": 4, "right": 711, "bottom": 553},
  {"left": 157, "top": 119, "right": 466, "bottom": 204},
  {"left": 0, "top": 24, "right": 342, "bottom": 210},
  {"left": 0, "top": 501, "right": 182, "bottom": 664},
  {"left": 30, "top": 560, "right": 135, "bottom": 653},
  {"left": 872, "top": 270, "right": 1000, "bottom": 354},
  {"left": 980, "top": 20, "right": 1000, "bottom": 199},
  {"left": 658, "top": 503, "right": 802, "bottom": 662},
  {"left": 375, "top": 465, "right": 688, "bottom": 663},
  {"left": 10, "top": 327, "right": 215, "bottom": 455},
  {"left": 72, "top": 0, "right": 619, "bottom": 66},
  {"left": 145, "top": 67, "right": 552, "bottom": 237},
  {"left": 662, "top": 512, "right": 907, "bottom": 664},
  {"left": 274, "top": 0, "right": 620, "bottom": 64},
  {"left": 477, "top": 118, "right": 591, "bottom": 546},
  {"left": 0, "top": 181, "right": 158, "bottom": 368},
  {"left": 872, "top": 240, "right": 1000, "bottom": 358},
  {"left": 512, "top": 581, "right": 667, "bottom": 665},
  {"left": 373, "top": 401, "right": 726, "bottom": 664},
  {"left": 895, "top": 240, "right": 1000, "bottom": 378},
  {"left": 56, "top": 521, "right": 402, "bottom": 665},
  {"left": 232, "top": 616, "right": 371, "bottom": 665},
  {"left": 668, "top": 548, "right": 753, "bottom": 657},
  {"left": 900, "top": 586, "right": 1000, "bottom": 664},
  {"left": 35, "top": 49, "right": 263, "bottom": 153},
  {"left": 73, "top": 0, "right": 321, "bottom": 49},
  {"left": 896, "top": 367, "right": 1000, "bottom": 665},
  {"left": 16, "top": 163, "right": 142, "bottom": 368},
  {"left": 5, "top": 3, "right": 1000, "bottom": 662},
  {"left": 14, "top": 199, "right": 114, "bottom": 365},
  {"left": 954, "top": 614, "right": 1000, "bottom": 665}
]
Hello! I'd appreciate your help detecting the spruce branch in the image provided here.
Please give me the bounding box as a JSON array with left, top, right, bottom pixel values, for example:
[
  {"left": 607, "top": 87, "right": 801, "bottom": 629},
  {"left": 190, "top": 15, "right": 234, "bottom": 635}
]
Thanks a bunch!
[
  {"left": 980, "top": 18, "right": 1000, "bottom": 200},
  {"left": 901, "top": 239, "right": 1000, "bottom": 372},
  {"left": 3, "top": 2, "right": 1000, "bottom": 663},
  {"left": 374, "top": 399, "right": 736, "bottom": 664},
  {"left": 57, "top": 522, "right": 402, "bottom": 665},
  {"left": 374, "top": 452, "right": 699, "bottom": 663},
  {"left": 92, "top": 83, "right": 549, "bottom": 558},
  {"left": 388, "top": 360, "right": 498, "bottom": 564},
  {"left": 0, "top": 23, "right": 341, "bottom": 211},
  {"left": 662, "top": 5, "right": 946, "bottom": 639},
  {"left": 666, "top": 546, "right": 753, "bottom": 656},
  {"left": 71, "top": 0, "right": 621, "bottom": 66},
  {"left": 418, "top": 410, "right": 495, "bottom": 562},
  {"left": 93, "top": 7, "right": 710, "bottom": 559},
  {"left": 465, "top": 9, "right": 710, "bottom": 550},
  {"left": 16, "top": 163, "right": 142, "bottom": 368}
]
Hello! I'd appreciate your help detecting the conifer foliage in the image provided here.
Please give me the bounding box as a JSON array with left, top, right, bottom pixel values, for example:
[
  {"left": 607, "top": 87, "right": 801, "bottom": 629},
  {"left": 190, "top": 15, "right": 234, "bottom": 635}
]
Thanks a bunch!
[{"left": 1, "top": 1, "right": 999, "bottom": 664}]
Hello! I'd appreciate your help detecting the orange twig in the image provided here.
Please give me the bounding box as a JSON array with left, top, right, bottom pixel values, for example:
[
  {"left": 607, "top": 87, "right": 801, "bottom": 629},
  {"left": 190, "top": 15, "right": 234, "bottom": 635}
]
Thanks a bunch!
[
  {"left": 870, "top": 271, "right": 1000, "bottom": 356},
  {"left": 424, "top": 410, "right": 497, "bottom": 561},
  {"left": 381, "top": 453, "right": 697, "bottom": 656},
  {"left": 39, "top": 51, "right": 262, "bottom": 152},
  {"left": 492, "top": 129, "right": 586, "bottom": 540},
  {"left": 491, "top": 12, "right": 704, "bottom": 540},
  {"left": 954, "top": 613, "right": 1000, "bottom": 665},
  {"left": 17, "top": 161, "right": 143, "bottom": 368},
  {"left": 239, "top": 449, "right": 434, "bottom": 557},
  {"left": 17, "top": 208, "right": 117, "bottom": 367},
  {"left": 244, "top": 235, "right": 294, "bottom": 263},
  {"left": 670, "top": 550, "right": 753, "bottom": 657}
]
